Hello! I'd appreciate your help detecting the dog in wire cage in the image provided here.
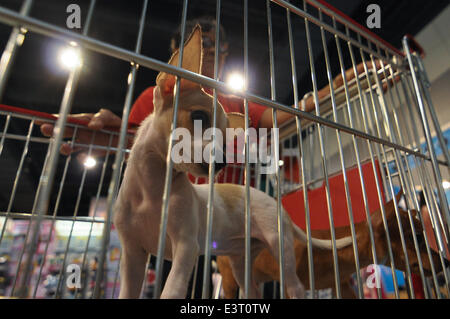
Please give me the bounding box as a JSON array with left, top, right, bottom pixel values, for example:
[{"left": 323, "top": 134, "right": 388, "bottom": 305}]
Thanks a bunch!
[{"left": 113, "top": 25, "right": 353, "bottom": 299}]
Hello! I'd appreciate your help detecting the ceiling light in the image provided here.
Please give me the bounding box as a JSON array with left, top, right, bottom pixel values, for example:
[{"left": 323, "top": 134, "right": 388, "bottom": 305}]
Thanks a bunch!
[
  {"left": 226, "top": 72, "right": 245, "bottom": 91},
  {"left": 58, "top": 46, "right": 82, "bottom": 70},
  {"left": 84, "top": 156, "right": 97, "bottom": 169}
]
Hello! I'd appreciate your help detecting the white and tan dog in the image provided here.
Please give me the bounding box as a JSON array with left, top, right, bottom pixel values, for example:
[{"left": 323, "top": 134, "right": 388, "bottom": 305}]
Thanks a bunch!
[{"left": 113, "top": 25, "right": 351, "bottom": 299}]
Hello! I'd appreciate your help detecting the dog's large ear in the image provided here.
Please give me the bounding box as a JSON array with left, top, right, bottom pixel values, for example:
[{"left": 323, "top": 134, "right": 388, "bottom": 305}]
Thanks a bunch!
[
  {"left": 156, "top": 24, "right": 203, "bottom": 96},
  {"left": 227, "top": 112, "right": 252, "bottom": 129}
]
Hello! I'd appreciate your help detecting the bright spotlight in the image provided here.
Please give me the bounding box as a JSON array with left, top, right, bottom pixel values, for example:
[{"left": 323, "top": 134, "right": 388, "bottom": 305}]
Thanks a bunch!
[
  {"left": 58, "top": 46, "right": 82, "bottom": 70},
  {"left": 84, "top": 156, "right": 97, "bottom": 169},
  {"left": 226, "top": 73, "right": 245, "bottom": 91}
]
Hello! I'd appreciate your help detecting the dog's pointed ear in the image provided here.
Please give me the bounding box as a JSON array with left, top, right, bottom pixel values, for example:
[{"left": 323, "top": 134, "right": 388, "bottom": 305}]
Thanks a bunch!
[
  {"left": 156, "top": 24, "right": 203, "bottom": 96},
  {"left": 227, "top": 112, "right": 252, "bottom": 129}
]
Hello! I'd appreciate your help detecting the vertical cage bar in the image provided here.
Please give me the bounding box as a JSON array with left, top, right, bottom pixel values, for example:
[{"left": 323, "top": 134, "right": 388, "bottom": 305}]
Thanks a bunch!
[
  {"left": 357, "top": 41, "right": 401, "bottom": 299},
  {"left": 0, "top": 114, "right": 11, "bottom": 155},
  {"left": 320, "top": 13, "right": 364, "bottom": 298},
  {"left": 371, "top": 52, "right": 416, "bottom": 298},
  {"left": 413, "top": 157, "right": 443, "bottom": 297},
  {"left": 414, "top": 56, "right": 450, "bottom": 169},
  {"left": 6, "top": 119, "right": 34, "bottom": 214},
  {"left": 335, "top": 19, "right": 382, "bottom": 299},
  {"left": 303, "top": 0, "right": 341, "bottom": 298},
  {"left": 54, "top": 132, "right": 97, "bottom": 298},
  {"left": 402, "top": 37, "right": 450, "bottom": 239},
  {"left": 384, "top": 58, "right": 445, "bottom": 297},
  {"left": 384, "top": 62, "right": 437, "bottom": 298},
  {"left": 19, "top": 0, "right": 97, "bottom": 298},
  {"left": 190, "top": 257, "right": 199, "bottom": 299},
  {"left": 0, "top": 0, "right": 33, "bottom": 101},
  {"left": 421, "top": 156, "right": 449, "bottom": 252},
  {"left": 0, "top": 118, "right": 34, "bottom": 251},
  {"left": 153, "top": 0, "right": 189, "bottom": 299},
  {"left": 75, "top": 134, "right": 115, "bottom": 298},
  {"left": 14, "top": 124, "right": 54, "bottom": 296},
  {"left": 415, "top": 155, "right": 447, "bottom": 298},
  {"left": 4, "top": 118, "right": 34, "bottom": 296},
  {"left": 366, "top": 49, "right": 407, "bottom": 297},
  {"left": 243, "top": 0, "right": 252, "bottom": 299},
  {"left": 405, "top": 72, "right": 449, "bottom": 248},
  {"left": 308, "top": 126, "right": 315, "bottom": 183},
  {"left": 201, "top": 0, "right": 221, "bottom": 299},
  {"left": 266, "top": 0, "right": 285, "bottom": 299},
  {"left": 285, "top": 3, "right": 315, "bottom": 298},
  {"left": 94, "top": 0, "right": 149, "bottom": 298},
  {"left": 112, "top": 251, "right": 123, "bottom": 299}
]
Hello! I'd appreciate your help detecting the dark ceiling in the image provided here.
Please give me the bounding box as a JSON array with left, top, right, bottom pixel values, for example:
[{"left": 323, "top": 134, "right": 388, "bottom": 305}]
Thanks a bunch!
[{"left": 0, "top": 0, "right": 448, "bottom": 217}]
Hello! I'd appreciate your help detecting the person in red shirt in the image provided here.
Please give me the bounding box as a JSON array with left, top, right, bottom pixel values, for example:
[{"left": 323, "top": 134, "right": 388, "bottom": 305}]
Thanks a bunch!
[
  {"left": 128, "top": 17, "right": 277, "bottom": 131},
  {"left": 39, "top": 17, "right": 290, "bottom": 157},
  {"left": 39, "top": 16, "right": 380, "bottom": 178}
]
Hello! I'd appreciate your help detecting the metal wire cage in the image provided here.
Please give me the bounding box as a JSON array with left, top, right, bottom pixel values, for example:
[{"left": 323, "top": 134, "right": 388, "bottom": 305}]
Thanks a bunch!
[{"left": 0, "top": 0, "right": 449, "bottom": 299}]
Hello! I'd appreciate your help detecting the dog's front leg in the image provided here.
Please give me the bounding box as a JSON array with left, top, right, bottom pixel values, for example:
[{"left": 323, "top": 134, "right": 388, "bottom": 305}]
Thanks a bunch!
[
  {"left": 118, "top": 243, "right": 148, "bottom": 299},
  {"left": 160, "top": 239, "right": 199, "bottom": 299}
]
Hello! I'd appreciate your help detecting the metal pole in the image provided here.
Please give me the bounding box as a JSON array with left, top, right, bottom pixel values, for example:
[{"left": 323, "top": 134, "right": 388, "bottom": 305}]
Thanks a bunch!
[
  {"left": 201, "top": 0, "right": 221, "bottom": 299},
  {"left": 0, "top": 0, "right": 33, "bottom": 101},
  {"left": 0, "top": 6, "right": 443, "bottom": 167},
  {"left": 243, "top": 0, "right": 252, "bottom": 299},
  {"left": 358, "top": 42, "right": 401, "bottom": 299},
  {"left": 384, "top": 64, "right": 436, "bottom": 298},
  {"left": 303, "top": 0, "right": 341, "bottom": 298},
  {"left": 16, "top": 0, "right": 96, "bottom": 298},
  {"left": 266, "top": 0, "right": 285, "bottom": 299},
  {"left": 324, "top": 14, "right": 365, "bottom": 299},
  {"left": 384, "top": 59, "right": 448, "bottom": 297},
  {"left": 371, "top": 50, "right": 416, "bottom": 298},
  {"left": 414, "top": 55, "right": 450, "bottom": 169},
  {"left": 74, "top": 134, "right": 115, "bottom": 298},
  {"left": 403, "top": 37, "right": 450, "bottom": 237},
  {"left": 153, "top": 0, "right": 189, "bottom": 299},
  {"left": 269, "top": 0, "right": 404, "bottom": 71},
  {"left": 285, "top": 4, "right": 315, "bottom": 298},
  {"left": 342, "top": 27, "right": 382, "bottom": 299},
  {"left": 94, "top": 0, "right": 149, "bottom": 298}
]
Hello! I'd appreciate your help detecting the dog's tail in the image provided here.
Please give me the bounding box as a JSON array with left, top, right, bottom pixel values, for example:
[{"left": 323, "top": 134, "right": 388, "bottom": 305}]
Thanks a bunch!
[{"left": 292, "top": 224, "right": 353, "bottom": 250}]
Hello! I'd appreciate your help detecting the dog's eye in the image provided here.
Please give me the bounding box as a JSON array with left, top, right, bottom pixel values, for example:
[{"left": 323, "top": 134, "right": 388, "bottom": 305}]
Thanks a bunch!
[{"left": 191, "top": 110, "right": 210, "bottom": 126}]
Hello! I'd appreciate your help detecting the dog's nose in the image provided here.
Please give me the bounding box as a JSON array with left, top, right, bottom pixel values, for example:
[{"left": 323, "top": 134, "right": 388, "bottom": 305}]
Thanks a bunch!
[{"left": 214, "top": 161, "right": 227, "bottom": 172}]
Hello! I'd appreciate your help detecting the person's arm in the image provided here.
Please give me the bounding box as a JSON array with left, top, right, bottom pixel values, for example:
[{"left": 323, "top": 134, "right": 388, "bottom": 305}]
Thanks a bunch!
[
  {"left": 38, "top": 87, "right": 154, "bottom": 155},
  {"left": 39, "top": 109, "right": 127, "bottom": 156}
]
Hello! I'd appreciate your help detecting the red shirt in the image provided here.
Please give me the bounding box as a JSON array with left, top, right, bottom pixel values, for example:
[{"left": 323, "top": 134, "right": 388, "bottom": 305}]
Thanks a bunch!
[{"left": 129, "top": 86, "right": 267, "bottom": 184}]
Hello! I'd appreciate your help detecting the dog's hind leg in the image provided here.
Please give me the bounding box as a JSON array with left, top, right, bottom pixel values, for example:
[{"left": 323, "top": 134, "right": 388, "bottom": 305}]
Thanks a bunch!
[
  {"left": 118, "top": 243, "right": 149, "bottom": 299},
  {"left": 227, "top": 254, "right": 262, "bottom": 298},
  {"left": 262, "top": 227, "right": 305, "bottom": 299}
]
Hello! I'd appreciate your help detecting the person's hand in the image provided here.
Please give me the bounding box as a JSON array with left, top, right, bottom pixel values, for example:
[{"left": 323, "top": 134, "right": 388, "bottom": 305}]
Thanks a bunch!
[{"left": 38, "top": 108, "right": 124, "bottom": 156}]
